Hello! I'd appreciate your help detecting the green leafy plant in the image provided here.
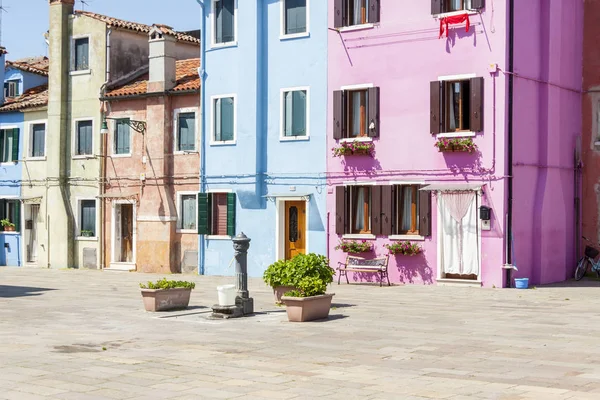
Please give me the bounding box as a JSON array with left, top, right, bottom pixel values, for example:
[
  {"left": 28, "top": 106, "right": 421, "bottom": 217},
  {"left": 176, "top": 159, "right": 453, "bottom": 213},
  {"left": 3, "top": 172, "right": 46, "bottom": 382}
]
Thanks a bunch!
[
  {"left": 80, "top": 230, "right": 94, "bottom": 237},
  {"left": 385, "top": 241, "right": 422, "bottom": 256},
  {"left": 332, "top": 141, "right": 375, "bottom": 157},
  {"left": 275, "top": 253, "right": 335, "bottom": 298},
  {"left": 0, "top": 218, "right": 15, "bottom": 228},
  {"left": 434, "top": 138, "right": 477, "bottom": 153},
  {"left": 263, "top": 259, "right": 294, "bottom": 288},
  {"left": 140, "top": 278, "right": 196, "bottom": 290},
  {"left": 335, "top": 240, "right": 373, "bottom": 253}
]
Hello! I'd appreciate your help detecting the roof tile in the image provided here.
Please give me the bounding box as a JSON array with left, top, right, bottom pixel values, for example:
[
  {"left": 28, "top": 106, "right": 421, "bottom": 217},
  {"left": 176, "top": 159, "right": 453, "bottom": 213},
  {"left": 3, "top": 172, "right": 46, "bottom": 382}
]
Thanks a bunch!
[{"left": 0, "top": 85, "right": 48, "bottom": 112}]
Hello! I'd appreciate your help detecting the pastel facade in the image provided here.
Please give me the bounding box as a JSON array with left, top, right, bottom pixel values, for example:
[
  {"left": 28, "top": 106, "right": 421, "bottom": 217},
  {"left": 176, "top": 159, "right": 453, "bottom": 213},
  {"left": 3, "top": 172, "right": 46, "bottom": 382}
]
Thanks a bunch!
[
  {"left": 327, "top": 0, "right": 582, "bottom": 287},
  {"left": 201, "top": 0, "right": 327, "bottom": 277}
]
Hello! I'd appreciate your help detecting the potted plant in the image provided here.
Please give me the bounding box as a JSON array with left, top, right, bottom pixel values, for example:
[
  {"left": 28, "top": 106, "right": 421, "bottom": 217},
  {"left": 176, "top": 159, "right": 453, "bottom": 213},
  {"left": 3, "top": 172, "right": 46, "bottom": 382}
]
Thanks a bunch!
[
  {"left": 434, "top": 138, "right": 477, "bottom": 153},
  {"left": 332, "top": 141, "right": 375, "bottom": 157},
  {"left": 385, "top": 241, "right": 423, "bottom": 256},
  {"left": 279, "top": 253, "right": 336, "bottom": 322},
  {"left": 263, "top": 259, "right": 296, "bottom": 304},
  {"left": 139, "top": 278, "right": 196, "bottom": 312},
  {"left": 335, "top": 240, "right": 374, "bottom": 254},
  {"left": 80, "top": 230, "right": 94, "bottom": 237},
  {"left": 1, "top": 218, "right": 15, "bottom": 232}
]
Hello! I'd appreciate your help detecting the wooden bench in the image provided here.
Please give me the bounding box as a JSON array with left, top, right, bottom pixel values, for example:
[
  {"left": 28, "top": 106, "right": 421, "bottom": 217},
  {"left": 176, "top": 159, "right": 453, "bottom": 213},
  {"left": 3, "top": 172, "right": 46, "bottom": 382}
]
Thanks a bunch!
[{"left": 337, "top": 255, "right": 390, "bottom": 287}]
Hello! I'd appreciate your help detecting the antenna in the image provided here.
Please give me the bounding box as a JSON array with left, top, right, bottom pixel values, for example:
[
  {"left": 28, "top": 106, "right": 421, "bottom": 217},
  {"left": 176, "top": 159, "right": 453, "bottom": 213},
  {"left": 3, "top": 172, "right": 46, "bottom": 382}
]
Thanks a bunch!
[
  {"left": 79, "top": 0, "right": 93, "bottom": 11},
  {"left": 0, "top": 0, "right": 9, "bottom": 47}
]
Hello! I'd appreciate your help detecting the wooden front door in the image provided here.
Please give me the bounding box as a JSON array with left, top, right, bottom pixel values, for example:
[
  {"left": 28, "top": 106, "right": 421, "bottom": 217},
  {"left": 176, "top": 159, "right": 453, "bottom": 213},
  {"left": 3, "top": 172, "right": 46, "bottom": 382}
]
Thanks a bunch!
[
  {"left": 285, "top": 201, "right": 306, "bottom": 260},
  {"left": 120, "top": 204, "right": 133, "bottom": 263}
]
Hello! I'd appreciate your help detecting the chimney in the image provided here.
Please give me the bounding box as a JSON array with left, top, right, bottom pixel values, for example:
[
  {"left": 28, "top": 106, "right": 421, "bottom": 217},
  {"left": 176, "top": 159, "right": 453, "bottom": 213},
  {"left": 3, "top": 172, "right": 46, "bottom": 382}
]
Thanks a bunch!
[
  {"left": 148, "top": 26, "right": 177, "bottom": 93},
  {"left": 0, "top": 47, "right": 7, "bottom": 105}
]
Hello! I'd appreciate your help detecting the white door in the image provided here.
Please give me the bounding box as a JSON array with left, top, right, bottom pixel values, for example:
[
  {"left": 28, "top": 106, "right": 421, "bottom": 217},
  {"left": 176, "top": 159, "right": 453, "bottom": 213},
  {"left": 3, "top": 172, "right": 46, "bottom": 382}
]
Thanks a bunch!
[
  {"left": 438, "top": 192, "right": 480, "bottom": 279},
  {"left": 28, "top": 204, "right": 40, "bottom": 262}
]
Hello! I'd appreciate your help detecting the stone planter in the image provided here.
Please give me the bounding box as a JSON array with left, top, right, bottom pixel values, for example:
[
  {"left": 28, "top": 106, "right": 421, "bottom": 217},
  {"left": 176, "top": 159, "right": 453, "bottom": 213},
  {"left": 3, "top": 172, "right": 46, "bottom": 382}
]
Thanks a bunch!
[
  {"left": 141, "top": 288, "right": 192, "bottom": 312},
  {"left": 281, "top": 293, "right": 335, "bottom": 322},
  {"left": 273, "top": 286, "right": 296, "bottom": 304}
]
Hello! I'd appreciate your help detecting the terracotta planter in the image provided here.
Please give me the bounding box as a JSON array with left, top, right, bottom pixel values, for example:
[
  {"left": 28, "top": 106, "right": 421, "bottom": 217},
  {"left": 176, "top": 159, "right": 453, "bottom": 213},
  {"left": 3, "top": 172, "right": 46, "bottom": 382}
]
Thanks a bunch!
[
  {"left": 281, "top": 293, "right": 335, "bottom": 322},
  {"left": 141, "top": 288, "right": 192, "bottom": 312},
  {"left": 2, "top": 226, "right": 15, "bottom": 232},
  {"left": 273, "top": 286, "right": 296, "bottom": 304}
]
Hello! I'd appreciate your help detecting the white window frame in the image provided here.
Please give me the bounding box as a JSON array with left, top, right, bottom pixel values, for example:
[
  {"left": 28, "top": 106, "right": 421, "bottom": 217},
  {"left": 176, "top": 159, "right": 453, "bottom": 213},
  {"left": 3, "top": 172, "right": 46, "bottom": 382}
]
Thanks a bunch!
[
  {"left": 211, "top": 0, "right": 238, "bottom": 49},
  {"left": 26, "top": 120, "right": 47, "bottom": 161},
  {"left": 280, "top": 86, "right": 310, "bottom": 141},
  {"left": 70, "top": 34, "right": 92, "bottom": 75},
  {"left": 280, "top": 0, "right": 310, "bottom": 40},
  {"left": 72, "top": 117, "right": 95, "bottom": 159},
  {"left": 432, "top": 0, "right": 480, "bottom": 19},
  {"left": 76, "top": 197, "right": 98, "bottom": 241},
  {"left": 176, "top": 191, "right": 198, "bottom": 234},
  {"left": 206, "top": 188, "right": 233, "bottom": 240},
  {"left": 436, "top": 73, "right": 477, "bottom": 138},
  {"left": 0, "top": 124, "right": 19, "bottom": 166},
  {"left": 111, "top": 117, "right": 133, "bottom": 158},
  {"left": 210, "top": 94, "right": 237, "bottom": 146},
  {"left": 5, "top": 79, "right": 21, "bottom": 98},
  {"left": 0, "top": 195, "right": 21, "bottom": 236},
  {"left": 173, "top": 107, "right": 199, "bottom": 154}
]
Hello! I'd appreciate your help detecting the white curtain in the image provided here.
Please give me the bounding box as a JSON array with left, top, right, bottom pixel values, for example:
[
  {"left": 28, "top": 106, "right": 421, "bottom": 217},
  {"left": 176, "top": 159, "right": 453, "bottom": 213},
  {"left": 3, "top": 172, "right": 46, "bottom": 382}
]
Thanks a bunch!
[
  {"left": 449, "top": 83, "right": 458, "bottom": 131},
  {"left": 353, "top": 0, "right": 362, "bottom": 25},
  {"left": 400, "top": 186, "right": 413, "bottom": 232},
  {"left": 351, "top": 91, "right": 361, "bottom": 137},
  {"left": 354, "top": 187, "right": 365, "bottom": 232},
  {"left": 439, "top": 193, "right": 479, "bottom": 276}
]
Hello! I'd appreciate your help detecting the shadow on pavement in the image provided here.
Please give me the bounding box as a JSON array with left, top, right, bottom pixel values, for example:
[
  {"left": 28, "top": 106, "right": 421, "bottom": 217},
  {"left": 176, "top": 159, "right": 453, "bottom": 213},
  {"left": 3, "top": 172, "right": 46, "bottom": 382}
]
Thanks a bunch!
[
  {"left": 539, "top": 278, "right": 600, "bottom": 288},
  {"left": 0, "top": 285, "right": 56, "bottom": 298}
]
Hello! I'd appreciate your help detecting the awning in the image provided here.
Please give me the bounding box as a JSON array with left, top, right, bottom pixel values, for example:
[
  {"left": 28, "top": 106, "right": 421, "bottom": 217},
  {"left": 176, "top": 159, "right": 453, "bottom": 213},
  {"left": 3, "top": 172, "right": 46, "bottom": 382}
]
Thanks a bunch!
[
  {"left": 420, "top": 183, "right": 483, "bottom": 192},
  {"left": 20, "top": 196, "right": 43, "bottom": 204}
]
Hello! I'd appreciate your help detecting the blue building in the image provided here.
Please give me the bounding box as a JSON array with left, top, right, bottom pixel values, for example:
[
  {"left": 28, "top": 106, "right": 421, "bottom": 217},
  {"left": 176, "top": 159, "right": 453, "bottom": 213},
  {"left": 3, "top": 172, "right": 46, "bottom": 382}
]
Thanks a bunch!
[
  {"left": 200, "top": 0, "right": 327, "bottom": 276},
  {"left": 0, "top": 53, "right": 49, "bottom": 266}
]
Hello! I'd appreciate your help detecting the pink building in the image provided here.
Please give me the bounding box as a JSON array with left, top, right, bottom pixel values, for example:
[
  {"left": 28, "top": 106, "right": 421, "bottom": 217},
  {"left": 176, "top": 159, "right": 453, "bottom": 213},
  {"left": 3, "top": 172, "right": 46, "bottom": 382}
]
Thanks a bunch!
[{"left": 327, "top": 1, "right": 583, "bottom": 287}]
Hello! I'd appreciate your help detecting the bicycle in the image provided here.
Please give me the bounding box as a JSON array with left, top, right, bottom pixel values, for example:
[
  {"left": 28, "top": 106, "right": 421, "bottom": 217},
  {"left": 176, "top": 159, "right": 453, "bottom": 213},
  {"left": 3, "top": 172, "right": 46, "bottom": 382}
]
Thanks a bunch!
[{"left": 575, "top": 236, "right": 600, "bottom": 280}]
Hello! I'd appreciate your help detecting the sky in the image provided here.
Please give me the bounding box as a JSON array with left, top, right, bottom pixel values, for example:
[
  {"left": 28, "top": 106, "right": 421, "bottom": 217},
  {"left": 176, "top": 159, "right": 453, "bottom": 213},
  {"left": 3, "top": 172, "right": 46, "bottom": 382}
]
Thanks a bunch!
[{"left": 2, "top": 0, "right": 202, "bottom": 60}]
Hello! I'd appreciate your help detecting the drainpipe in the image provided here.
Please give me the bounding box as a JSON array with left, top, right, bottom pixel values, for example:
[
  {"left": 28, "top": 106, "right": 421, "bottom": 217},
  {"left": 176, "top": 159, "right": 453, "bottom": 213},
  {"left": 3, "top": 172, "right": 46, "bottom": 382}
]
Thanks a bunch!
[
  {"left": 505, "top": 0, "right": 515, "bottom": 287},
  {"left": 195, "top": 0, "right": 207, "bottom": 275},
  {"left": 99, "top": 27, "right": 112, "bottom": 270}
]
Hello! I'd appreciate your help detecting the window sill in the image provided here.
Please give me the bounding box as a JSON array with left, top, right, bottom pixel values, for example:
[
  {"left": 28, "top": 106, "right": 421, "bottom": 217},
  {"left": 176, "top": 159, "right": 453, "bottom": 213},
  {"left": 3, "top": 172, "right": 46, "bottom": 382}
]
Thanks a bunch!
[
  {"left": 280, "top": 135, "right": 309, "bottom": 142},
  {"left": 340, "top": 137, "right": 373, "bottom": 143},
  {"left": 210, "top": 141, "right": 237, "bottom": 146},
  {"left": 342, "top": 234, "right": 376, "bottom": 240},
  {"left": 389, "top": 235, "right": 425, "bottom": 241},
  {"left": 25, "top": 157, "right": 46, "bottom": 161},
  {"left": 210, "top": 41, "right": 238, "bottom": 50},
  {"left": 177, "top": 229, "right": 198, "bottom": 234},
  {"left": 111, "top": 153, "right": 132, "bottom": 158},
  {"left": 207, "top": 235, "right": 232, "bottom": 240},
  {"left": 337, "top": 23, "right": 375, "bottom": 33},
  {"left": 437, "top": 131, "right": 476, "bottom": 138},
  {"left": 594, "top": 141, "right": 600, "bottom": 147},
  {"left": 76, "top": 236, "right": 98, "bottom": 241},
  {"left": 72, "top": 155, "right": 96, "bottom": 160},
  {"left": 280, "top": 32, "right": 310, "bottom": 41},
  {"left": 70, "top": 69, "right": 91, "bottom": 76},
  {"left": 0, "top": 162, "right": 17, "bottom": 166},
  {"left": 433, "top": 10, "right": 479, "bottom": 19},
  {"left": 0, "top": 231, "right": 20, "bottom": 235},
  {"left": 174, "top": 150, "right": 198, "bottom": 155}
]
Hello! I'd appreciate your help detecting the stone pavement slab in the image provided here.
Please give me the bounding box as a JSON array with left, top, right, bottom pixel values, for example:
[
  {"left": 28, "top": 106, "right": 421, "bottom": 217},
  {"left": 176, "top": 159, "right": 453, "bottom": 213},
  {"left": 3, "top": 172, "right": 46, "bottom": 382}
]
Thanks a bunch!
[{"left": 2, "top": 268, "right": 600, "bottom": 399}]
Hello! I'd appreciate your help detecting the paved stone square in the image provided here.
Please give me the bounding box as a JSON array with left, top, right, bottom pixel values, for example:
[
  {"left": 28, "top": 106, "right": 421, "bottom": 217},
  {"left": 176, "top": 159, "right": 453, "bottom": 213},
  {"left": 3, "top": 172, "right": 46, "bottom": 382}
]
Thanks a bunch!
[{"left": 1, "top": 269, "right": 600, "bottom": 399}]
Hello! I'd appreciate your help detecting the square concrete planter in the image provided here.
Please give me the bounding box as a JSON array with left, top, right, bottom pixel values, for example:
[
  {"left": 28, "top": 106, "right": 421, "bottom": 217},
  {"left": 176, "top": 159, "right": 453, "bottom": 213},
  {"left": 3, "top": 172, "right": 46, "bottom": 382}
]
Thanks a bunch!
[
  {"left": 141, "top": 288, "right": 192, "bottom": 312},
  {"left": 281, "top": 293, "right": 335, "bottom": 322},
  {"left": 273, "top": 286, "right": 296, "bottom": 304}
]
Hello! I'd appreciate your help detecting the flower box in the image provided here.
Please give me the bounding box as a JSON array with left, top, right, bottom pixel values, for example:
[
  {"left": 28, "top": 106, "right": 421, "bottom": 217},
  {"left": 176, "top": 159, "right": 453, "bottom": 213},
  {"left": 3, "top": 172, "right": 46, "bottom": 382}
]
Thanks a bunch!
[
  {"left": 332, "top": 141, "right": 375, "bottom": 157},
  {"left": 385, "top": 241, "right": 422, "bottom": 256},
  {"left": 435, "top": 138, "right": 477, "bottom": 153},
  {"left": 335, "top": 240, "right": 374, "bottom": 254}
]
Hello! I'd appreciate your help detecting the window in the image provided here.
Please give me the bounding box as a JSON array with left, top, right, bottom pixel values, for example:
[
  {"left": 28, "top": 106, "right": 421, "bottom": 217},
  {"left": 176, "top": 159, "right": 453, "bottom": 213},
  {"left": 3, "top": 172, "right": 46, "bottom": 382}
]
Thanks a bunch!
[
  {"left": 335, "top": 185, "right": 431, "bottom": 237},
  {"left": 0, "top": 199, "right": 21, "bottom": 232},
  {"left": 213, "top": 96, "right": 235, "bottom": 143},
  {"left": 75, "top": 120, "right": 93, "bottom": 156},
  {"left": 177, "top": 112, "right": 196, "bottom": 151},
  {"left": 198, "top": 192, "right": 236, "bottom": 236},
  {"left": 214, "top": 0, "right": 236, "bottom": 45},
  {"left": 31, "top": 123, "right": 46, "bottom": 158},
  {"left": 283, "top": 0, "right": 307, "bottom": 35},
  {"left": 179, "top": 194, "right": 197, "bottom": 231},
  {"left": 0, "top": 128, "right": 19, "bottom": 163},
  {"left": 333, "top": 0, "right": 380, "bottom": 28},
  {"left": 4, "top": 80, "right": 20, "bottom": 98},
  {"left": 79, "top": 200, "right": 96, "bottom": 237},
  {"left": 333, "top": 87, "right": 379, "bottom": 139},
  {"left": 432, "top": 0, "right": 485, "bottom": 15},
  {"left": 114, "top": 119, "right": 131, "bottom": 155},
  {"left": 73, "top": 37, "right": 90, "bottom": 71},
  {"left": 430, "top": 77, "right": 483, "bottom": 135},
  {"left": 282, "top": 89, "right": 308, "bottom": 138}
]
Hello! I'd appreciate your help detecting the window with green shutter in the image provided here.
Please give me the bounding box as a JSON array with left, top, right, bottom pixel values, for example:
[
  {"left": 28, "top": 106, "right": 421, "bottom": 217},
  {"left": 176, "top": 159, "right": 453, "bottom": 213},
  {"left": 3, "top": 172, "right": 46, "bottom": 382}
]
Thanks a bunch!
[
  {"left": 76, "top": 120, "right": 93, "bottom": 156},
  {"left": 177, "top": 112, "right": 196, "bottom": 151},
  {"left": 284, "top": 0, "right": 307, "bottom": 35},
  {"left": 74, "top": 37, "right": 89, "bottom": 71},
  {"left": 31, "top": 124, "right": 45, "bottom": 158},
  {"left": 283, "top": 89, "right": 307, "bottom": 138},
  {"left": 114, "top": 119, "right": 131, "bottom": 155},
  {"left": 197, "top": 192, "right": 236, "bottom": 236},
  {"left": 0, "top": 199, "right": 21, "bottom": 232}
]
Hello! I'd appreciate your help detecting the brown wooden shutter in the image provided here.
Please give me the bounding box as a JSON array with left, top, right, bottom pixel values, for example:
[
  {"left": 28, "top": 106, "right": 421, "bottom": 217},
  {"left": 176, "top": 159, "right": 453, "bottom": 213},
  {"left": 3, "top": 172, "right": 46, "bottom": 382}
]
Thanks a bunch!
[
  {"left": 334, "top": 0, "right": 344, "bottom": 28},
  {"left": 430, "top": 81, "right": 442, "bottom": 135},
  {"left": 419, "top": 190, "right": 432, "bottom": 237},
  {"left": 431, "top": 0, "right": 442, "bottom": 15},
  {"left": 470, "top": 77, "right": 484, "bottom": 132},
  {"left": 381, "top": 185, "right": 394, "bottom": 236},
  {"left": 335, "top": 186, "right": 346, "bottom": 235},
  {"left": 471, "top": 0, "right": 485, "bottom": 10},
  {"left": 333, "top": 90, "right": 345, "bottom": 140},
  {"left": 367, "top": 87, "right": 380, "bottom": 138},
  {"left": 368, "top": 0, "right": 380, "bottom": 24},
  {"left": 371, "top": 185, "right": 382, "bottom": 235}
]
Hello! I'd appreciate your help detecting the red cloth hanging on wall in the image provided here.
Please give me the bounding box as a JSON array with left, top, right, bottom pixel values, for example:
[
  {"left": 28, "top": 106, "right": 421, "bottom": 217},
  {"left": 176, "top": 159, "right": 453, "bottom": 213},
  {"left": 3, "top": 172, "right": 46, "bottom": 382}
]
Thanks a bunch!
[{"left": 439, "top": 13, "right": 470, "bottom": 38}]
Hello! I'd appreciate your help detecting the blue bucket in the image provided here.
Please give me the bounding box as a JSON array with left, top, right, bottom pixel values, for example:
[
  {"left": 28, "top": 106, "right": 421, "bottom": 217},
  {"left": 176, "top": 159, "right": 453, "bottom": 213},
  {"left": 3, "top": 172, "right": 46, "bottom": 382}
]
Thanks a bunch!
[{"left": 514, "top": 278, "right": 529, "bottom": 289}]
